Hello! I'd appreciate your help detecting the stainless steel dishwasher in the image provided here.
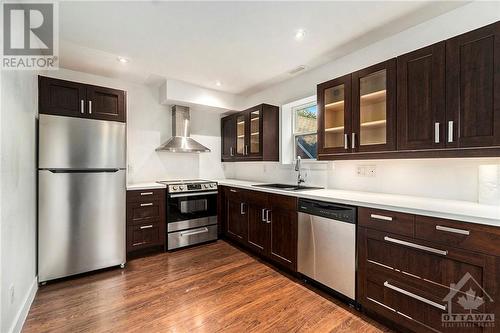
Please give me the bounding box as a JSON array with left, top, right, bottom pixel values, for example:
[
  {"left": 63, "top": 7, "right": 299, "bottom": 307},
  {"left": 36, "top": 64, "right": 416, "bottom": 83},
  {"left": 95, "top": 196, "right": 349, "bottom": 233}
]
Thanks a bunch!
[{"left": 297, "top": 198, "right": 356, "bottom": 302}]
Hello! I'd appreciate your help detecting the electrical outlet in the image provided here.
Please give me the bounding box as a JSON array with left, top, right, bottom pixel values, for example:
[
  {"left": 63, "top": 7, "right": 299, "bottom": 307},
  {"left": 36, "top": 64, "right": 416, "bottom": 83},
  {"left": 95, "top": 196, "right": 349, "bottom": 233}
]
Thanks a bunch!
[
  {"left": 366, "top": 165, "right": 377, "bottom": 177},
  {"left": 9, "top": 284, "right": 15, "bottom": 304}
]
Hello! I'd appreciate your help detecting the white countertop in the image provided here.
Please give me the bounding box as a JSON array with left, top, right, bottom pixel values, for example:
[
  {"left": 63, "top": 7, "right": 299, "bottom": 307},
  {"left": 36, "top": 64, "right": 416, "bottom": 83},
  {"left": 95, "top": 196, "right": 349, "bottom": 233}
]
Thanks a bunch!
[
  {"left": 215, "top": 179, "right": 500, "bottom": 227},
  {"left": 126, "top": 182, "right": 166, "bottom": 191}
]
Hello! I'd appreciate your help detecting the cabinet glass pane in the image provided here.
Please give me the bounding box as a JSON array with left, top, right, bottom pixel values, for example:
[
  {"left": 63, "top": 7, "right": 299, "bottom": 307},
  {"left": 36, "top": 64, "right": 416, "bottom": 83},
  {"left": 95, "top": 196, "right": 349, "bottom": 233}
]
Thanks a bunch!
[
  {"left": 359, "top": 70, "right": 387, "bottom": 146},
  {"left": 323, "top": 84, "right": 345, "bottom": 148},
  {"left": 250, "top": 110, "right": 260, "bottom": 154},
  {"left": 236, "top": 115, "right": 246, "bottom": 154}
]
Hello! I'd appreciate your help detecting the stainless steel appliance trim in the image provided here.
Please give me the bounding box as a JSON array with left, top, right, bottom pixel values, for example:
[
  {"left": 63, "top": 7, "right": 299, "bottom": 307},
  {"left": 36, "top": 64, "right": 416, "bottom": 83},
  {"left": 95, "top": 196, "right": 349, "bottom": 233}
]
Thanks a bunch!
[
  {"left": 169, "top": 191, "right": 218, "bottom": 198},
  {"left": 167, "top": 216, "right": 217, "bottom": 232},
  {"left": 80, "top": 99, "right": 85, "bottom": 114},
  {"left": 436, "top": 225, "right": 470, "bottom": 235},
  {"left": 370, "top": 214, "right": 393, "bottom": 221},
  {"left": 180, "top": 227, "right": 209, "bottom": 237},
  {"left": 140, "top": 192, "right": 154, "bottom": 196},
  {"left": 89, "top": 100, "right": 92, "bottom": 114},
  {"left": 140, "top": 225, "right": 154, "bottom": 229},
  {"left": 384, "top": 236, "right": 448, "bottom": 256},
  {"left": 384, "top": 281, "right": 447, "bottom": 311},
  {"left": 448, "top": 121, "right": 454, "bottom": 142},
  {"left": 434, "top": 122, "right": 440, "bottom": 143},
  {"left": 140, "top": 203, "right": 153, "bottom": 207},
  {"left": 167, "top": 224, "right": 217, "bottom": 250}
]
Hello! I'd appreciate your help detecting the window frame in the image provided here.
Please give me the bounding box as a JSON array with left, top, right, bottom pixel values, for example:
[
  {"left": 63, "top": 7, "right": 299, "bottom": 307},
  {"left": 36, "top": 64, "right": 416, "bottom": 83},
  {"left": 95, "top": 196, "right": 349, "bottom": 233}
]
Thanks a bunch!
[{"left": 292, "top": 101, "right": 318, "bottom": 160}]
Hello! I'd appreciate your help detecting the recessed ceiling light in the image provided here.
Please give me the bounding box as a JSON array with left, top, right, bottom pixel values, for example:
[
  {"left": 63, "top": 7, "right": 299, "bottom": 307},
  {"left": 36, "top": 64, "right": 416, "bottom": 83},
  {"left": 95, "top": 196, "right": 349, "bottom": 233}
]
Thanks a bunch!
[
  {"left": 295, "top": 29, "right": 306, "bottom": 41},
  {"left": 117, "top": 56, "right": 129, "bottom": 64},
  {"left": 215, "top": 80, "right": 222, "bottom": 87}
]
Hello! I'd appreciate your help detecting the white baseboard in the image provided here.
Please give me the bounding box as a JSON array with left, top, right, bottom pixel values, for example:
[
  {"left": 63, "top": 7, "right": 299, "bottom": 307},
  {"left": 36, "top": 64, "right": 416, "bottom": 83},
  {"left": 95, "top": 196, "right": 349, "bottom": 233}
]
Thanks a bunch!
[{"left": 9, "top": 276, "right": 38, "bottom": 333}]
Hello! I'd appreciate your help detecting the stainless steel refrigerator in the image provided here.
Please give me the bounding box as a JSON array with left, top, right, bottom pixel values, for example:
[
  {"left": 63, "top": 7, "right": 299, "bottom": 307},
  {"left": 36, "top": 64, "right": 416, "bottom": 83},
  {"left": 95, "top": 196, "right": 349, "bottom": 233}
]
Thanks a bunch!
[{"left": 38, "top": 114, "right": 126, "bottom": 283}]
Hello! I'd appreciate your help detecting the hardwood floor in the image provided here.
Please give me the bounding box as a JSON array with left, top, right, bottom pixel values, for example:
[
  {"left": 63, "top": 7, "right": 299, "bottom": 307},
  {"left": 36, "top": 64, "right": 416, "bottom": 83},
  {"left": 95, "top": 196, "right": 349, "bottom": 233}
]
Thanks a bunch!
[{"left": 23, "top": 241, "right": 390, "bottom": 333}]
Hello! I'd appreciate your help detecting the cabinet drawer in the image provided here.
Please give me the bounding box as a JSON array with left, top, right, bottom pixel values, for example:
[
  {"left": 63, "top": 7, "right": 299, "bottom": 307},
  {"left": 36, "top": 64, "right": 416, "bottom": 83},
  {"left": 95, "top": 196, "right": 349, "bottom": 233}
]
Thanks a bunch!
[
  {"left": 359, "top": 207, "right": 414, "bottom": 237},
  {"left": 268, "top": 193, "right": 297, "bottom": 210},
  {"left": 224, "top": 187, "right": 248, "bottom": 201},
  {"left": 167, "top": 225, "right": 217, "bottom": 250},
  {"left": 415, "top": 215, "right": 500, "bottom": 256},
  {"left": 127, "top": 200, "right": 163, "bottom": 225},
  {"left": 127, "top": 189, "right": 164, "bottom": 203},
  {"left": 127, "top": 222, "right": 163, "bottom": 251}
]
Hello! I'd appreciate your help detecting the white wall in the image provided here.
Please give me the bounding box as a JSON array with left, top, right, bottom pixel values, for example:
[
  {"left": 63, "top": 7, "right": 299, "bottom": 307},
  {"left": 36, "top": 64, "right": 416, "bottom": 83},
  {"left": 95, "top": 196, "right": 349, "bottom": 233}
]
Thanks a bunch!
[
  {"left": 43, "top": 69, "right": 224, "bottom": 183},
  {"left": 224, "top": 1, "right": 500, "bottom": 203},
  {"left": 0, "top": 70, "right": 39, "bottom": 333}
]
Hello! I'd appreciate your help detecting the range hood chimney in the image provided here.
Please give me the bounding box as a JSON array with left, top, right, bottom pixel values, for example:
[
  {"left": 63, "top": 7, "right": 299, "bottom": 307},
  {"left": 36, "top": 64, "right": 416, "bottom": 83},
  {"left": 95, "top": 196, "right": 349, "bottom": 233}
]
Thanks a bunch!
[{"left": 155, "top": 105, "right": 210, "bottom": 153}]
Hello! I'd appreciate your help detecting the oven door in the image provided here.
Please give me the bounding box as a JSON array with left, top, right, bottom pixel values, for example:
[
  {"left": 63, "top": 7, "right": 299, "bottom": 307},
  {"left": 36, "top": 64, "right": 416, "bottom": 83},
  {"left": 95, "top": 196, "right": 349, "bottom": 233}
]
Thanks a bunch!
[{"left": 167, "top": 191, "right": 218, "bottom": 226}]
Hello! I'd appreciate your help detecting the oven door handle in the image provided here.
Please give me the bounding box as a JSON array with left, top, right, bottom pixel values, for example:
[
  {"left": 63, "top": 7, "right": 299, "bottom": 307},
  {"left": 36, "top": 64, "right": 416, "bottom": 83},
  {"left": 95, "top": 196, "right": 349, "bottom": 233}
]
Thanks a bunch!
[
  {"left": 169, "top": 191, "right": 218, "bottom": 198},
  {"left": 180, "top": 227, "right": 209, "bottom": 237}
]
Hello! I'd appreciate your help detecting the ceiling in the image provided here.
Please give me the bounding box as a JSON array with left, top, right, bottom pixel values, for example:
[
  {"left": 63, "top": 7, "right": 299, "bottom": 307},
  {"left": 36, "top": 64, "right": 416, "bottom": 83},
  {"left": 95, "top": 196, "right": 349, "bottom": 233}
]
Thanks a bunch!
[{"left": 59, "top": 1, "right": 468, "bottom": 95}]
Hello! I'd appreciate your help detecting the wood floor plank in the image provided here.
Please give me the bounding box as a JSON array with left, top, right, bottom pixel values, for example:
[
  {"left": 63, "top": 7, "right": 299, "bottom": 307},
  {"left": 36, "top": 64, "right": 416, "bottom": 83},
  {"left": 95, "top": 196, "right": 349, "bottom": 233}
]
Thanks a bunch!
[{"left": 22, "top": 241, "right": 390, "bottom": 333}]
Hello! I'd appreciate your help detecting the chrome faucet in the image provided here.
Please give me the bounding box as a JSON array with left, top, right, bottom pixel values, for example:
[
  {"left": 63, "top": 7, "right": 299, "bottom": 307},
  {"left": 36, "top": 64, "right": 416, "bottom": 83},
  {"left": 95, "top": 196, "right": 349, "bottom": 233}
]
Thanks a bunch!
[{"left": 295, "top": 156, "right": 305, "bottom": 187}]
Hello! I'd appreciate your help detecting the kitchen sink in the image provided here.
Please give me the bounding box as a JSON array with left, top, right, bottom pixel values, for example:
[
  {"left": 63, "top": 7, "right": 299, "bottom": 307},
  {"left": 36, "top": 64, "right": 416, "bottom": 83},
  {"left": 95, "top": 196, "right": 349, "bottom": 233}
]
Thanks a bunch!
[{"left": 252, "top": 183, "right": 323, "bottom": 191}]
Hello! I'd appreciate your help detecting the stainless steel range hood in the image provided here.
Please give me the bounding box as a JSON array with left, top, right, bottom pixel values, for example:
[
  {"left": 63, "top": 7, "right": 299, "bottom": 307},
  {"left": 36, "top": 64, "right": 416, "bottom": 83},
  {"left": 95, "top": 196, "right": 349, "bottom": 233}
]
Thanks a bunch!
[{"left": 156, "top": 105, "right": 210, "bottom": 153}]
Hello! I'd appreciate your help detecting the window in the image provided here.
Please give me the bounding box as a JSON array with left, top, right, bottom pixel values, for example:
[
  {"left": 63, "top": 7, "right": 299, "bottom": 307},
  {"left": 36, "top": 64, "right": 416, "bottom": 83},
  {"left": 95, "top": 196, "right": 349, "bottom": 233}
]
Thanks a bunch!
[{"left": 293, "top": 102, "right": 317, "bottom": 159}]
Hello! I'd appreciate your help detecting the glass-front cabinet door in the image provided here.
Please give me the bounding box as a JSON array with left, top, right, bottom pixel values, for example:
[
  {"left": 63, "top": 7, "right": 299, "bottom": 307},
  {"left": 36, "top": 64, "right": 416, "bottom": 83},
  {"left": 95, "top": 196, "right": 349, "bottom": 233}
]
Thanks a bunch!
[
  {"left": 236, "top": 114, "right": 247, "bottom": 156},
  {"left": 249, "top": 109, "right": 261, "bottom": 155},
  {"left": 352, "top": 59, "right": 396, "bottom": 152},
  {"left": 318, "top": 74, "right": 352, "bottom": 156}
]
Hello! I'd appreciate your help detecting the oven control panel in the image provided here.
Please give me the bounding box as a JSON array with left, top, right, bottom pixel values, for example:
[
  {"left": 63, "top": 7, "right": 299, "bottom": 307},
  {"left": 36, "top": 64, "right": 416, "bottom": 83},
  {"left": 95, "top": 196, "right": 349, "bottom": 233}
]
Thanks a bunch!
[{"left": 168, "top": 182, "right": 218, "bottom": 193}]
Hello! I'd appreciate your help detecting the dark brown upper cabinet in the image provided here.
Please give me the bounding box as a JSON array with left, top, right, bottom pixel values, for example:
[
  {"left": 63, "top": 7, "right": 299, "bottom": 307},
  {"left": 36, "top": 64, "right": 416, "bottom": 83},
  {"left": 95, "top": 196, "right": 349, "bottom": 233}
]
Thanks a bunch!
[
  {"left": 397, "top": 42, "right": 446, "bottom": 150},
  {"left": 221, "top": 115, "right": 236, "bottom": 160},
  {"left": 446, "top": 22, "right": 500, "bottom": 148},
  {"left": 221, "top": 104, "right": 279, "bottom": 162},
  {"left": 39, "top": 76, "right": 126, "bottom": 122},
  {"left": 352, "top": 59, "right": 397, "bottom": 153},
  {"left": 317, "top": 74, "right": 352, "bottom": 156}
]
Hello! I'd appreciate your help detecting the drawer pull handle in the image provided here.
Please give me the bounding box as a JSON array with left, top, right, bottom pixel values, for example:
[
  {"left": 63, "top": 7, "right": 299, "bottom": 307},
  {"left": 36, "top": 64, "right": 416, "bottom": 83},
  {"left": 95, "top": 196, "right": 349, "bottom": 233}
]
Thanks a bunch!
[
  {"left": 180, "top": 227, "right": 209, "bottom": 237},
  {"left": 140, "top": 225, "right": 153, "bottom": 229},
  {"left": 384, "top": 236, "right": 448, "bottom": 256},
  {"left": 140, "top": 192, "right": 154, "bottom": 196},
  {"left": 140, "top": 203, "right": 153, "bottom": 207},
  {"left": 132, "top": 242, "right": 146, "bottom": 246},
  {"left": 436, "top": 225, "right": 470, "bottom": 236},
  {"left": 230, "top": 189, "right": 237, "bottom": 193},
  {"left": 371, "top": 214, "right": 393, "bottom": 221},
  {"left": 384, "top": 281, "right": 447, "bottom": 311}
]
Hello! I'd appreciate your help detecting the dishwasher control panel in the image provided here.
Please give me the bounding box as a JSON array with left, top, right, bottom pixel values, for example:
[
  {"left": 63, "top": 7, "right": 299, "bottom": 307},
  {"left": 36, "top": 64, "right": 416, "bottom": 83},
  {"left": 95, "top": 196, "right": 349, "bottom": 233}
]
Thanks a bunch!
[{"left": 298, "top": 199, "right": 356, "bottom": 224}]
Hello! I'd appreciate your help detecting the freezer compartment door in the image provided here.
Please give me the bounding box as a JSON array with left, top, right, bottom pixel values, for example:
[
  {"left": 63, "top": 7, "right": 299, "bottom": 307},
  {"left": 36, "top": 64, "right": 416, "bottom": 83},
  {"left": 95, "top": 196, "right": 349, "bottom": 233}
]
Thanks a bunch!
[
  {"left": 38, "top": 169, "right": 126, "bottom": 282},
  {"left": 39, "top": 114, "right": 126, "bottom": 169}
]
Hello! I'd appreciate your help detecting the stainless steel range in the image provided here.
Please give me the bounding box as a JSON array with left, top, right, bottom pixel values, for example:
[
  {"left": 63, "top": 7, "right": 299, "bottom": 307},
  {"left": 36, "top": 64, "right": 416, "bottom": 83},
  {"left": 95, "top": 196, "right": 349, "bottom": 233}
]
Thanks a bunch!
[{"left": 157, "top": 179, "right": 218, "bottom": 250}]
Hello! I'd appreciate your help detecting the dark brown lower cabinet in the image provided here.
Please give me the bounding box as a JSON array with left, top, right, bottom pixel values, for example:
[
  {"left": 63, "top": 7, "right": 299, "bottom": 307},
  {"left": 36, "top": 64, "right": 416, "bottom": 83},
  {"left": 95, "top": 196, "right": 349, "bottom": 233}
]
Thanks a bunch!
[
  {"left": 221, "top": 186, "right": 298, "bottom": 272},
  {"left": 358, "top": 208, "right": 499, "bottom": 333}
]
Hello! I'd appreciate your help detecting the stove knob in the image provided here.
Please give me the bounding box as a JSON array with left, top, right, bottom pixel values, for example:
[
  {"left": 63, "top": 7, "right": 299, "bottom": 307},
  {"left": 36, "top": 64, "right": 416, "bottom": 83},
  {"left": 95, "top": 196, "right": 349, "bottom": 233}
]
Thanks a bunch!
[
  {"left": 204, "top": 184, "right": 209, "bottom": 189},
  {"left": 179, "top": 186, "right": 185, "bottom": 191},
  {"left": 172, "top": 186, "right": 178, "bottom": 191},
  {"left": 210, "top": 184, "right": 216, "bottom": 188}
]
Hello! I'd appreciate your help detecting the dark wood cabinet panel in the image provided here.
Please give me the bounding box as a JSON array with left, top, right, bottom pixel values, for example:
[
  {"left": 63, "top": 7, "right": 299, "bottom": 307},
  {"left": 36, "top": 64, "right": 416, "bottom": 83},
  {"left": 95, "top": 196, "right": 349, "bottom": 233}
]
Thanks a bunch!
[
  {"left": 247, "top": 202, "right": 268, "bottom": 255},
  {"left": 446, "top": 22, "right": 500, "bottom": 148},
  {"left": 397, "top": 42, "right": 446, "bottom": 150},
  {"left": 221, "top": 104, "right": 279, "bottom": 162},
  {"left": 358, "top": 207, "right": 415, "bottom": 237},
  {"left": 225, "top": 192, "right": 248, "bottom": 243},
  {"left": 127, "top": 222, "right": 164, "bottom": 252},
  {"left": 221, "top": 115, "right": 236, "bottom": 161},
  {"left": 39, "top": 76, "right": 126, "bottom": 123},
  {"left": 87, "top": 85, "right": 126, "bottom": 122},
  {"left": 352, "top": 59, "right": 397, "bottom": 153},
  {"left": 39, "top": 76, "right": 86, "bottom": 118}
]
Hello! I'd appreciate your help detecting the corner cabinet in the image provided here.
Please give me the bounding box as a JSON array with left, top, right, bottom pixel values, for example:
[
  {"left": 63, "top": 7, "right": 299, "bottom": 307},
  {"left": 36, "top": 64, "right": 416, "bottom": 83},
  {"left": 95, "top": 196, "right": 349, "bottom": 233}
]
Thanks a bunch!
[
  {"left": 221, "top": 104, "right": 279, "bottom": 162},
  {"left": 318, "top": 59, "right": 396, "bottom": 158},
  {"left": 39, "top": 76, "right": 126, "bottom": 122}
]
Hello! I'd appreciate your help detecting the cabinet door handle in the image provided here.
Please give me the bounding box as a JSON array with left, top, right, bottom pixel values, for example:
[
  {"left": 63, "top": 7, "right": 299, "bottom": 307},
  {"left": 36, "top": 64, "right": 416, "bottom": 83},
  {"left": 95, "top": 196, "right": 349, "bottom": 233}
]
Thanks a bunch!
[
  {"left": 261, "top": 208, "right": 266, "bottom": 222},
  {"left": 266, "top": 209, "right": 271, "bottom": 224},
  {"left": 80, "top": 99, "right": 85, "bottom": 114},
  {"left": 230, "top": 147, "right": 234, "bottom": 156},
  {"left": 140, "top": 192, "right": 153, "bottom": 196},
  {"left": 434, "top": 122, "right": 440, "bottom": 143},
  {"left": 244, "top": 145, "right": 248, "bottom": 155},
  {"left": 344, "top": 134, "right": 349, "bottom": 150},
  {"left": 140, "top": 224, "right": 153, "bottom": 229},
  {"left": 384, "top": 236, "right": 448, "bottom": 256},
  {"left": 140, "top": 203, "right": 153, "bottom": 207},
  {"left": 89, "top": 100, "right": 92, "bottom": 114},
  {"left": 436, "top": 225, "right": 470, "bottom": 236},
  {"left": 370, "top": 214, "right": 393, "bottom": 221},
  {"left": 448, "top": 121, "right": 454, "bottom": 143},
  {"left": 240, "top": 202, "right": 246, "bottom": 215},
  {"left": 351, "top": 133, "right": 356, "bottom": 149},
  {"left": 384, "top": 281, "right": 447, "bottom": 311}
]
